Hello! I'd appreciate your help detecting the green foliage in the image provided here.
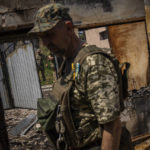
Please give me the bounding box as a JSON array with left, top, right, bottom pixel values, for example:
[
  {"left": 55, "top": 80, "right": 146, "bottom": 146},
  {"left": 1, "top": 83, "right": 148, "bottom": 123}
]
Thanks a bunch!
[
  {"left": 41, "top": 46, "right": 51, "bottom": 56},
  {"left": 39, "top": 62, "right": 54, "bottom": 86},
  {"left": 38, "top": 46, "right": 55, "bottom": 86}
]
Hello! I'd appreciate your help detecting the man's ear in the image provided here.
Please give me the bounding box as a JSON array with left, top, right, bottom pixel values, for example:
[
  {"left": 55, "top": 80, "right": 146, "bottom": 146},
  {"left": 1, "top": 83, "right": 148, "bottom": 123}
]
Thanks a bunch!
[{"left": 65, "top": 21, "right": 73, "bottom": 31}]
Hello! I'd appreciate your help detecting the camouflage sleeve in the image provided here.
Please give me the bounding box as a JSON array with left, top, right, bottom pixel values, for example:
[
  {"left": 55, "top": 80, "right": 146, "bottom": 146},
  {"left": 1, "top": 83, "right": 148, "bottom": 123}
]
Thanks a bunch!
[{"left": 84, "top": 54, "right": 120, "bottom": 124}]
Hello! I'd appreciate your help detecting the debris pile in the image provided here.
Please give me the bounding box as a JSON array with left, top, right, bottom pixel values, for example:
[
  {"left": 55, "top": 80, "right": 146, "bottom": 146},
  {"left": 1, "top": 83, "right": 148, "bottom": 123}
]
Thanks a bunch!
[
  {"left": 122, "top": 85, "right": 150, "bottom": 149},
  {"left": 5, "top": 109, "right": 52, "bottom": 150},
  {"left": 4, "top": 86, "right": 150, "bottom": 150},
  {"left": 128, "top": 85, "right": 150, "bottom": 99}
]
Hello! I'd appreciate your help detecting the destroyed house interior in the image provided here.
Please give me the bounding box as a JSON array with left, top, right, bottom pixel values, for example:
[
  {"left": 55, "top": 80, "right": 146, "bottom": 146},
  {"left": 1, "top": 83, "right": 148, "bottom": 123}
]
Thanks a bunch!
[{"left": 0, "top": 0, "right": 150, "bottom": 149}]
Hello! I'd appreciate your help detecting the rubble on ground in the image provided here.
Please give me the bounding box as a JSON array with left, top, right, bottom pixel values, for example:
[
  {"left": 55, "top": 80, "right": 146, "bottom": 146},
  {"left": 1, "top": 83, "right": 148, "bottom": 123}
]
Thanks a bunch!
[
  {"left": 4, "top": 85, "right": 150, "bottom": 150},
  {"left": 5, "top": 109, "right": 52, "bottom": 150}
]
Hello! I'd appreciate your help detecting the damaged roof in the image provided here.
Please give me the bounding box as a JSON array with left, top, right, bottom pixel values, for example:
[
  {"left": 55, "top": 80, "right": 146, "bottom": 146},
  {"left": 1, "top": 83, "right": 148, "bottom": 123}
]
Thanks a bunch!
[{"left": 0, "top": 0, "right": 51, "bottom": 33}]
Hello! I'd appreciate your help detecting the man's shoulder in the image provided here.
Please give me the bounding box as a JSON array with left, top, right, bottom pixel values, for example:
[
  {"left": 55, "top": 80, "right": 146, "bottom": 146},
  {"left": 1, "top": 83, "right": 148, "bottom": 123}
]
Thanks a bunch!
[
  {"left": 80, "top": 44, "right": 111, "bottom": 54},
  {"left": 82, "top": 50, "right": 113, "bottom": 68},
  {"left": 75, "top": 44, "right": 114, "bottom": 73},
  {"left": 79, "top": 44, "right": 111, "bottom": 64}
]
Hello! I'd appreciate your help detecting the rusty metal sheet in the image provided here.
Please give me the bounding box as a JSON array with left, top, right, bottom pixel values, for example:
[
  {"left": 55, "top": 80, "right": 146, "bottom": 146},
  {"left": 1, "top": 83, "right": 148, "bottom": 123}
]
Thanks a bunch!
[
  {"left": 6, "top": 40, "right": 42, "bottom": 109},
  {"left": 145, "top": 0, "right": 150, "bottom": 46},
  {"left": 108, "top": 22, "right": 149, "bottom": 90}
]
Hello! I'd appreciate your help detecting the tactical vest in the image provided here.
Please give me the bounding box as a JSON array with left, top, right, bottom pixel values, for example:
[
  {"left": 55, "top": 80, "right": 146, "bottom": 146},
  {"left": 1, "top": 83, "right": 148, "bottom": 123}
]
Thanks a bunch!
[
  {"left": 37, "top": 45, "right": 130, "bottom": 150},
  {"left": 54, "top": 45, "right": 130, "bottom": 149}
]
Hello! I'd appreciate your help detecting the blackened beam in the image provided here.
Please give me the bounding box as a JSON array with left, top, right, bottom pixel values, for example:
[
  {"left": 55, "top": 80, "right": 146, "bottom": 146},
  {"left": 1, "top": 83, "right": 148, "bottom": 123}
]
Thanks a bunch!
[
  {"left": 0, "top": 95, "right": 10, "bottom": 150},
  {"left": 132, "top": 133, "right": 150, "bottom": 142},
  {"left": 75, "top": 17, "right": 145, "bottom": 30}
]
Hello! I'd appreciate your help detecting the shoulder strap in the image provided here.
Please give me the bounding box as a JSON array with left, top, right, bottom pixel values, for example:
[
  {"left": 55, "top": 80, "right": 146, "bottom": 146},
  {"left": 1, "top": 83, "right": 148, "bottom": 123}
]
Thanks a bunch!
[
  {"left": 74, "top": 45, "right": 111, "bottom": 65},
  {"left": 75, "top": 44, "right": 125, "bottom": 103},
  {"left": 57, "top": 59, "right": 66, "bottom": 78},
  {"left": 75, "top": 45, "right": 125, "bottom": 109},
  {"left": 65, "top": 45, "right": 111, "bottom": 82}
]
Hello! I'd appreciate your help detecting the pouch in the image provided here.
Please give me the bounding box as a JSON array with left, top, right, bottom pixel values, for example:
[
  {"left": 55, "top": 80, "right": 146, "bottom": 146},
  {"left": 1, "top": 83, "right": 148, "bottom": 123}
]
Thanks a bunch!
[{"left": 37, "top": 95, "right": 58, "bottom": 150}]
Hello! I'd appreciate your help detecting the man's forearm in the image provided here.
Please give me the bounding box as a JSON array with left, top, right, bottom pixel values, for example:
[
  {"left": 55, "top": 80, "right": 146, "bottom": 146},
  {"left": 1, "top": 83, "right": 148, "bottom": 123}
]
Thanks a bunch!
[{"left": 101, "top": 118, "right": 122, "bottom": 150}]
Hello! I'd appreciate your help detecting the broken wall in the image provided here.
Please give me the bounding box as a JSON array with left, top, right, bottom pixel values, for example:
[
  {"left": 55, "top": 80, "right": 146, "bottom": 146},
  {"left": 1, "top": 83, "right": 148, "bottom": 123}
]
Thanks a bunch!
[
  {"left": 85, "top": 27, "right": 110, "bottom": 51},
  {"left": 0, "top": 0, "right": 145, "bottom": 33}
]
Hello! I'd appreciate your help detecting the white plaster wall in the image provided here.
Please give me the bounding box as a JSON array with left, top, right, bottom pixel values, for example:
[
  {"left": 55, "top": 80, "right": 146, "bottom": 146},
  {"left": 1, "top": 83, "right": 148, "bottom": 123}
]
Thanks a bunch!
[{"left": 85, "top": 27, "right": 110, "bottom": 51}]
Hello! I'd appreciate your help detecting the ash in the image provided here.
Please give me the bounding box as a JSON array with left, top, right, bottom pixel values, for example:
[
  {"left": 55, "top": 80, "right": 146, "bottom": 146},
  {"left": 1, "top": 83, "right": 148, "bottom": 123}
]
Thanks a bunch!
[{"left": 128, "top": 85, "right": 150, "bottom": 99}]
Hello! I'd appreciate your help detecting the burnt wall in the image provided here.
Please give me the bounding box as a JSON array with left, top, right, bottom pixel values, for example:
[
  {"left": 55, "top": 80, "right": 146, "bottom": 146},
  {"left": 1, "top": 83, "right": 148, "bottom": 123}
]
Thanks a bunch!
[
  {"left": 0, "top": 0, "right": 50, "bottom": 10},
  {"left": 0, "top": 0, "right": 145, "bottom": 33}
]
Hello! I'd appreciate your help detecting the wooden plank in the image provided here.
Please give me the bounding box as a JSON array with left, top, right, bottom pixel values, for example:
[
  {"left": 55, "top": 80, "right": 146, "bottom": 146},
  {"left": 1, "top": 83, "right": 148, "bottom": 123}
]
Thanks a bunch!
[
  {"left": 76, "top": 17, "right": 145, "bottom": 30},
  {"left": 108, "top": 22, "right": 149, "bottom": 90},
  {"left": 134, "top": 138, "right": 150, "bottom": 150},
  {"left": 132, "top": 133, "right": 150, "bottom": 142},
  {"left": 0, "top": 22, "right": 33, "bottom": 32},
  {"left": 145, "top": 1, "right": 150, "bottom": 46}
]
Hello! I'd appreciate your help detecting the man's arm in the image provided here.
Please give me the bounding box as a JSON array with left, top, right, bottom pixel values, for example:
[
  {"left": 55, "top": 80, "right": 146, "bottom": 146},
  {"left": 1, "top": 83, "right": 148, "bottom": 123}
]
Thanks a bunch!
[
  {"left": 101, "top": 118, "right": 122, "bottom": 150},
  {"left": 84, "top": 54, "right": 122, "bottom": 149}
]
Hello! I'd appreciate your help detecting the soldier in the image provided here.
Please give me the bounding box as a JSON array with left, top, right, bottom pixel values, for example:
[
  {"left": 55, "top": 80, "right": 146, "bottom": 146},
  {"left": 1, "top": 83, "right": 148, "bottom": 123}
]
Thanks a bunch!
[
  {"left": 35, "top": 48, "right": 46, "bottom": 81},
  {"left": 30, "top": 3, "right": 133, "bottom": 150}
]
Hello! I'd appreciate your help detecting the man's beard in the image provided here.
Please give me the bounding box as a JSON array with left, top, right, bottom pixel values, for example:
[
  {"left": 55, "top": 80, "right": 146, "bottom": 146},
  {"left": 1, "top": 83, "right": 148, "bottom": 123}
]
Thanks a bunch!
[{"left": 48, "top": 44, "right": 66, "bottom": 57}]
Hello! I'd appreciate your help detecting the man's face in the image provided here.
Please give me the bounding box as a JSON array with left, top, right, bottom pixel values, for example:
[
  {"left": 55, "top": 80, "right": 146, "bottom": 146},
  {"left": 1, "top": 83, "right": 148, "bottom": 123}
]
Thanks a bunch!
[{"left": 40, "top": 22, "right": 71, "bottom": 57}]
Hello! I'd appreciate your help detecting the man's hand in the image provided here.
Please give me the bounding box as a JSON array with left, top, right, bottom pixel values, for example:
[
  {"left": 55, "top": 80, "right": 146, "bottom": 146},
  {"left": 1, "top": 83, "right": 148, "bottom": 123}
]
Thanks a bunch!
[
  {"left": 48, "top": 55, "right": 54, "bottom": 61},
  {"left": 101, "top": 118, "right": 121, "bottom": 150}
]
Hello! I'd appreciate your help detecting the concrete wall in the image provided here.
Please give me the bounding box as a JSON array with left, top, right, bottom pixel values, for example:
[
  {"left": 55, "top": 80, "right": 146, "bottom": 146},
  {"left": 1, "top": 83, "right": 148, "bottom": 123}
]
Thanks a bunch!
[{"left": 85, "top": 27, "right": 111, "bottom": 53}]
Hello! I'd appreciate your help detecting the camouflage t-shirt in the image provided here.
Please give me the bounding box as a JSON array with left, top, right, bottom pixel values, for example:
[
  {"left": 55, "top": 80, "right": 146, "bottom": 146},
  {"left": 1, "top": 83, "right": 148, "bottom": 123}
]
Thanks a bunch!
[{"left": 70, "top": 53, "right": 121, "bottom": 143}]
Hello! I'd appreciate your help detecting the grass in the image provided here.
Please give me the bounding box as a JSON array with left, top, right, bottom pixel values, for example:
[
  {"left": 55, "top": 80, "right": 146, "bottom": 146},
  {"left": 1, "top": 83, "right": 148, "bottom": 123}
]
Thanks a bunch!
[{"left": 39, "top": 61, "right": 55, "bottom": 86}]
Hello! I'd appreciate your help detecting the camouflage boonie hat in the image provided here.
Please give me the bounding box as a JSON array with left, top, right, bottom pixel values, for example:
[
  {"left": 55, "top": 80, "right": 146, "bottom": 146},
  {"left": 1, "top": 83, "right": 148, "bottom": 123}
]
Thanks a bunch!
[{"left": 29, "top": 3, "right": 72, "bottom": 34}]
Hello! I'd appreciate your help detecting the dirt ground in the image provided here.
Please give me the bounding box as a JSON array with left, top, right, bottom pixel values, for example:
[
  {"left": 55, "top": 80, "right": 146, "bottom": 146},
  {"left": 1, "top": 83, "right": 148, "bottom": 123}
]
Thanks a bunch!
[
  {"left": 4, "top": 108, "right": 150, "bottom": 150},
  {"left": 5, "top": 108, "right": 52, "bottom": 150}
]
